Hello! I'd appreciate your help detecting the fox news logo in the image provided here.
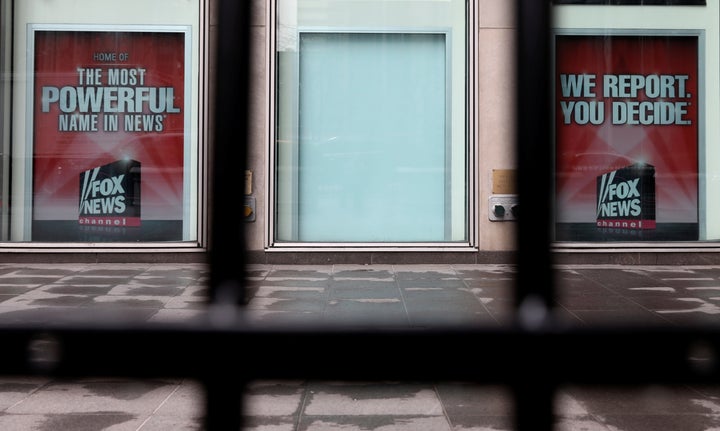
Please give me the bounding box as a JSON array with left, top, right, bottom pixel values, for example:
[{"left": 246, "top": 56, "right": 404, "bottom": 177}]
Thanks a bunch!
[
  {"left": 596, "top": 163, "right": 656, "bottom": 230},
  {"left": 79, "top": 159, "right": 140, "bottom": 226}
]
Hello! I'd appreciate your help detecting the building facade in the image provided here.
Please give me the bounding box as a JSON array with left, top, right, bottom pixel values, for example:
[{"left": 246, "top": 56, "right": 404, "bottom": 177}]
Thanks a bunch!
[{"left": 0, "top": 0, "right": 717, "bottom": 263}]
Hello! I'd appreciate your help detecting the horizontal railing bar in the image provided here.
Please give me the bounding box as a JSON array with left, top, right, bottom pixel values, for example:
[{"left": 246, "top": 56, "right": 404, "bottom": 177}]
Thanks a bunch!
[{"left": 1, "top": 316, "right": 718, "bottom": 385}]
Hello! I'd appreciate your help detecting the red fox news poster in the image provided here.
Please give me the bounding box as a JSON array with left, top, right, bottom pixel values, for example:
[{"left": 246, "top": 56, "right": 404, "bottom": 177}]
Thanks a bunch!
[
  {"left": 555, "top": 34, "right": 699, "bottom": 241},
  {"left": 31, "top": 29, "right": 186, "bottom": 241}
]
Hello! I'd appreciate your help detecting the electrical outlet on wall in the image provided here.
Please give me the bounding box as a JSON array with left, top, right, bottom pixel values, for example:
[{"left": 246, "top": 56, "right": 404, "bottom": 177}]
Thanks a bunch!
[{"left": 489, "top": 195, "right": 518, "bottom": 221}]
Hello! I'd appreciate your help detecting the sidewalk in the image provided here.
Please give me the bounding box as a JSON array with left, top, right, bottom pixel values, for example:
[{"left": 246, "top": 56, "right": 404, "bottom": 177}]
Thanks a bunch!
[{"left": 0, "top": 263, "right": 719, "bottom": 430}]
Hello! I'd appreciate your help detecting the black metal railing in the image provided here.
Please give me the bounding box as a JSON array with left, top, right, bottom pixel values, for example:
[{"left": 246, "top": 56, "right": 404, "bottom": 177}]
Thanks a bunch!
[{"left": 2, "top": 1, "right": 720, "bottom": 430}]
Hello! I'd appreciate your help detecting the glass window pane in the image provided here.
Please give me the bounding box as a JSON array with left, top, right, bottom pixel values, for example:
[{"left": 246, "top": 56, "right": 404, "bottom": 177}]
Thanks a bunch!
[
  {"left": 552, "top": 3, "right": 717, "bottom": 243},
  {"left": 554, "top": 34, "right": 699, "bottom": 241},
  {"left": 32, "top": 30, "right": 187, "bottom": 241},
  {"left": 274, "top": 0, "right": 467, "bottom": 244},
  {"left": 298, "top": 32, "right": 447, "bottom": 241},
  {"left": 1, "top": 0, "right": 202, "bottom": 243}
]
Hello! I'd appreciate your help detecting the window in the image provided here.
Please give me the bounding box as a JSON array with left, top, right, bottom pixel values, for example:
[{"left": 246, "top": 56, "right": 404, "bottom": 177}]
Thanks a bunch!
[
  {"left": 270, "top": 0, "right": 470, "bottom": 245},
  {"left": 0, "top": 0, "right": 204, "bottom": 244},
  {"left": 552, "top": 3, "right": 719, "bottom": 242}
]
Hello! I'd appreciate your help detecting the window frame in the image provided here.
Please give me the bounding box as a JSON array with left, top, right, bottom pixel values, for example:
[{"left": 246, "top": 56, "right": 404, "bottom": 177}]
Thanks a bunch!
[
  {"left": 550, "top": 1, "right": 720, "bottom": 250},
  {"left": 0, "top": 0, "right": 210, "bottom": 251},
  {"left": 265, "top": 0, "right": 479, "bottom": 252}
]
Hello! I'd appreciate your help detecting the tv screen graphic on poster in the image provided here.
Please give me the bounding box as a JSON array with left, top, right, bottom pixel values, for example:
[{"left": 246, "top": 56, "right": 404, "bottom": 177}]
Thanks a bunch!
[
  {"left": 78, "top": 159, "right": 141, "bottom": 228},
  {"left": 31, "top": 30, "right": 185, "bottom": 241},
  {"left": 555, "top": 34, "right": 699, "bottom": 241}
]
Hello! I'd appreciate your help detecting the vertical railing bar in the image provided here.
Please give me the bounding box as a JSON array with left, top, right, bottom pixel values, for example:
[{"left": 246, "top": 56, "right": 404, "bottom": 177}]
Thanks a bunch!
[
  {"left": 514, "top": 381, "right": 555, "bottom": 431},
  {"left": 208, "top": 0, "right": 251, "bottom": 307},
  {"left": 515, "top": 1, "right": 554, "bottom": 311},
  {"left": 515, "top": 1, "right": 555, "bottom": 431},
  {"left": 204, "top": 376, "right": 246, "bottom": 431},
  {"left": 206, "top": 0, "right": 252, "bottom": 429}
]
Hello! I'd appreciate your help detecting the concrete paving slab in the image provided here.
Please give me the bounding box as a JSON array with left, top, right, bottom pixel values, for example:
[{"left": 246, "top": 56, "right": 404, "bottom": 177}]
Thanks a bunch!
[
  {"left": 1, "top": 290, "right": 92, "bottom": 308},
  {"left": 244, "top": 309, "right": 325, "bottom": 324},
  {"left": 43, "top": 284, "right": 115, "bottom": 296},
  {"left": 106, "top": 283, "right": 187, "bottom": 296},
  {"left": 0, "top": 304, "right": 45, "bottom": 321},
  {"left": 0, "top": 306, "right": 155, "bottom": 326},
  {"left": 397, "top": 278, "right": 467, "bottom": 288},
  {"left": 36, "top": 412, "right": 143, "bottom": 431},
  {"left": 393, "top": 265, "right": 458, "bottom": 278},
  {"left": 554, "top": 418, "right": 614, "bottom": 431},
  {"left": 299, "top": 415, "right": 453, "bottom": 431},
  {"left": 435, "top": 384, "right": 511, "bottom": 418},
  {"left": 245, "top": 389, "right": 303, "bottom": 416},
  {"left": 0, "top": 414, "right": 47, "bottom": 431},
  {"left": 135, "top": 415, "right": 204, "bottom": 431},
  {"left": 323, "top": 299, "right": 408, "bottom": 325},
  {"left": 242, "top": 417, "right": 297, "bottom": 431},
  {"left": 303, "top": 382, "right": 443, "bottom": 416},
  {"left": 90, "top": 295, "right": 172, "bottom": 308},
  {"left": 332, "top": 264, "right": 394, "bottom": 274},
  {"left": 148, "top": 308, "right": 206, "bottom": 322},
  {"left": 6, "top": 378, "right": 179, "bottom": 415},
  {"left": 149, "top": 380, "right": 204, "bottom": 420},
  {"left": 332, "top": 269, "right": 395, "bottom": 280},
  {"left": 0, "top": 285, "right": 44, "bottom": 295},
  {"left": 331, "top": 285, "right": 400, "bottom": 301},
  {"left": 0, "top": 378, "right": 49, "bottom": 410},
  {"left": 331, "top": 280, "right": 398, "bottom": 291},
  {"left": 164, "top": 295, "right": 207, "bottom": 309},
  {"left": 598, "top": 413, "right": 717, "bottom": 431},
  {"left": 251, "top": 286, "right": 326, "bottom": 298}
]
